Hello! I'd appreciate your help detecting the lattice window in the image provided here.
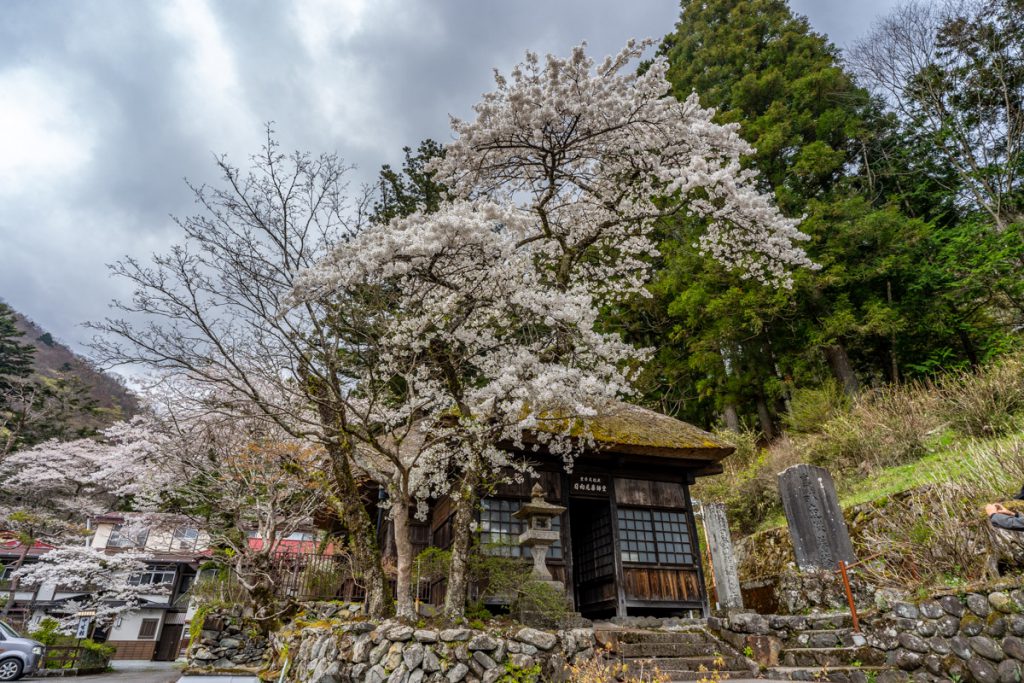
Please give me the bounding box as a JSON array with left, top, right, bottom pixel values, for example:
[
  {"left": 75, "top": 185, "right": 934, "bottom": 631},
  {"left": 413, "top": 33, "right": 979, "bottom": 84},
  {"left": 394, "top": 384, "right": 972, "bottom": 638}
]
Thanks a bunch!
[
  {"left": 477, "top": 499, "right": 561, "bottom": 560},
  {"left": 138, "top": 618, "right": 159, "bottom": 639},
  {"left": 652, "top": 510, "right": 693, "bottom": 565},
  {"left": 617, "top": 508, "right": 693, "bottom": 566}
]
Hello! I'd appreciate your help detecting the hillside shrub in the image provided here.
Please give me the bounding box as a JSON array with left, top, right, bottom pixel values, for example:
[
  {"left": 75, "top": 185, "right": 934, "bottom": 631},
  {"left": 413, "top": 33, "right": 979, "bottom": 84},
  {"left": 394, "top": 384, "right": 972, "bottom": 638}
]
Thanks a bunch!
[
  {"left": 938, "top": 354, "right": 1024, "bottom": 437},
  {"left": 783, "top": 379, "right": 848, "bottom": 434},
  {"left": 814, "top": 383, "right": 940, "bottom": 472}
]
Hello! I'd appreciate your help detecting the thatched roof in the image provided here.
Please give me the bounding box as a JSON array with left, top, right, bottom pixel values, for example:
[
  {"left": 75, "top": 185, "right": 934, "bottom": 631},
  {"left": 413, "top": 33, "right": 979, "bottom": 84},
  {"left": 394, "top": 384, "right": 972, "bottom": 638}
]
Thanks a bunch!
[{"left": 529, "top": 400, "right": 734, "bottom": 461}]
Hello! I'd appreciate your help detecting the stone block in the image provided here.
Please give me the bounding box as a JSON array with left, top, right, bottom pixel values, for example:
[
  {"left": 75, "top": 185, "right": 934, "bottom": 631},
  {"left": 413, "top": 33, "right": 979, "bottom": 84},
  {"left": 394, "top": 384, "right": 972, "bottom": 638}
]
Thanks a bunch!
[
  {"left": 447, "top": 662, "right": 469, "bottom": 683},
  {"left": 971, "top": 636, "right": 1006, "bottom": 662},
  {"left": 950, "top": 635, "right": 973, "bottom": 660},
  {"left": 940, "top": 595, "right": 966, "bottom": 617},
  {"left": 899, "top": 633, "right": 930, "bottom": 653},
  {"left": 1006, "top": 636, "right": 1024, "bottom": 661},
  {"left": 468, "top": 635, "right": 499, "bottom": 651},
  {"left": 970, "top": 594, "right": 994, "bottom": 618},
  {"left": 472, "top": 651, "right": 497, "bottom": 670},
  {"left": 998, "top": 659, "right": 1024, "bottom": 683},
  {"left": 515, "top": 627, "right": 557, "bottom": 651},
  {"left": 970, "top": 656, "right": 1000, "bottom": 683},
  {"left": 992, "top": 593, "right": 1015, "bottom": 614},
  {"left": 894, "top": 603, "right": 921, "bottom": 620},
  {"left": 404, "top": 643, "right": 425, "bottom": 670},
  {"left": 937, "top": 615, "right": 961, "bottom": 637},
  {"left": 919, "top": 601, "right": 944, "bottom": 619},
  {"left": 440, "top": 629, "right": 471, "bottom": 643}
]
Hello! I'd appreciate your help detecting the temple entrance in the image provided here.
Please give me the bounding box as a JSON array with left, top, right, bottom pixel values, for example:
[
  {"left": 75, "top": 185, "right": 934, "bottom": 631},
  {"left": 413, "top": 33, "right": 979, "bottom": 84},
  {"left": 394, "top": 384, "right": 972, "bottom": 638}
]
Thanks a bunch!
[{"left": 569, "top": 498, "right": 618, "bottom": 618}]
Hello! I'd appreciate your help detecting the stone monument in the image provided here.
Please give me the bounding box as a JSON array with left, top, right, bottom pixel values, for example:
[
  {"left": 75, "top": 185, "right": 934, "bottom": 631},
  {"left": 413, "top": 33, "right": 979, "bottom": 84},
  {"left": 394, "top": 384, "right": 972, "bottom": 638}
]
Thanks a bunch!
[
  {"left": 701, "top": 502, "right": 744, "bottom": 610},
  {"left": 778, "top": 464, "right": 855, "bottom": 571},
  {"left": 513, "top": 482, "right": 567, "bottom": 590}
]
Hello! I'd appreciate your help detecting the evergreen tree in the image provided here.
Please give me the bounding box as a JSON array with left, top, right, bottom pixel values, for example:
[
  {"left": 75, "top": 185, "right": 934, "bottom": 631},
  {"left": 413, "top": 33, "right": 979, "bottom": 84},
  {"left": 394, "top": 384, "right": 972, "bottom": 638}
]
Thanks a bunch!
[
  {"left": 371, "top": 139, "right": 446, "bottom": 225},
  {"left": 0, "top": 302, "right": 35, "bottom": 393},
  {"left": 623, "top": 0, "right": 923, "bottom": 431}
]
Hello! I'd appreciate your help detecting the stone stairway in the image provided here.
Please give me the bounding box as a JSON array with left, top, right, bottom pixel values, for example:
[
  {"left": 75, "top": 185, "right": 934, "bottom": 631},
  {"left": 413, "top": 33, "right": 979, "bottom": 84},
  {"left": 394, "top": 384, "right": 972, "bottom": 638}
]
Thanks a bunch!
[
  {"left": 761, "top": 614, "right": 904, "bottom": 683},
  {"left": 595, "top": 624, "right": 756, "bottom": 681}
]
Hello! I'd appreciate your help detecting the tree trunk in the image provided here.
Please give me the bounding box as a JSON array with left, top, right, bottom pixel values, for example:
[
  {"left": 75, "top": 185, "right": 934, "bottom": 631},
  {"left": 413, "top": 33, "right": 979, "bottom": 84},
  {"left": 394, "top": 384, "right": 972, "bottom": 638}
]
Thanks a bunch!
[
  {"left": 957, "top": 328, "right": 981, "bottom": 369},
  {"left": 823, "top": 343, "right": 859, "bottom": 396},
  {"left": 327, "top": 453, "right": 389, "bottom": 619},
  {"left": 722, "top": 404, "right": 741, "bottom": 433},
  {"left": 444, "top": 471, "right": 479, "bottom": 620},
  {"left": 755, "top": 396, "right": 775, "bottom": 440},
  {"left": 391, "top": 498, "right": 415, "bottom": 620}
]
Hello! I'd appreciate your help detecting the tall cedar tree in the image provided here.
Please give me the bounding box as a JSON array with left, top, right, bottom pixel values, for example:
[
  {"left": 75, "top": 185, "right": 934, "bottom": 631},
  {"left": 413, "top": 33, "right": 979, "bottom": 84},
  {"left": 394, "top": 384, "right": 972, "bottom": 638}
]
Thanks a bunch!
[
  {"left": 619, "top": 0, "right": 925, "bottom": 433},
  {"left": 0, "top": 303, "right": 35, "bottom": 393}
]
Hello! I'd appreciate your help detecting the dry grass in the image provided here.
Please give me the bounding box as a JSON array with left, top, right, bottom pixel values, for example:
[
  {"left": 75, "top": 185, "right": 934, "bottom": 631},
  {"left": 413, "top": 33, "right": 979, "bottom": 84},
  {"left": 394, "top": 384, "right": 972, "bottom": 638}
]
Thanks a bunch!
[
  {"left": 937, "top": 355, "right": 1024, "bottom": 437},
  {"left": 698, "top": 351, "right": 1024, "bottom": 537},
  {"left": 857, "top": 438, "right": 1024, "bottom": 587}
]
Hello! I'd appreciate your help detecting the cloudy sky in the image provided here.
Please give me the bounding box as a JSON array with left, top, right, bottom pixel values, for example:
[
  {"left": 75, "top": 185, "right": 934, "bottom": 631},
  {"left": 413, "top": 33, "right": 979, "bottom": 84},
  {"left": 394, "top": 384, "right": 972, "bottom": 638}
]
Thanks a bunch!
[{"left": 0, "top": 0, "right": 900, "bottom": 358}]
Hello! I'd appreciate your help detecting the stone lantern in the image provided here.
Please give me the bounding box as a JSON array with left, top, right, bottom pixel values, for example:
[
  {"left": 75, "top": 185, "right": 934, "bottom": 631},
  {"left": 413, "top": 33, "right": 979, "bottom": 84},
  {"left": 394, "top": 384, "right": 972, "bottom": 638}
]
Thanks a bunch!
[{"left": 512, "top": 482, "right": 567, "bottom": 589}]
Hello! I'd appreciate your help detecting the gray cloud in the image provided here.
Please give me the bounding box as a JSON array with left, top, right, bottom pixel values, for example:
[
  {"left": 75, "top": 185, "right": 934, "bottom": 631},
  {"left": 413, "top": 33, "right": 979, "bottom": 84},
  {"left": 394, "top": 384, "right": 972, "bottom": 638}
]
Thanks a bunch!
[{"left": 0, "top": 0, "right": 899, "bottom": 357}]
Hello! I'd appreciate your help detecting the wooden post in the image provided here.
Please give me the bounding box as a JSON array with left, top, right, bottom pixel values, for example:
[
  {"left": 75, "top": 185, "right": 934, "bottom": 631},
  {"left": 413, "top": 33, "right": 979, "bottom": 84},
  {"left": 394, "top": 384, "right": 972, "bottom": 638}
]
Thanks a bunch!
[{"left": 838, "top": 560, "right": 860, "bottom": 633}]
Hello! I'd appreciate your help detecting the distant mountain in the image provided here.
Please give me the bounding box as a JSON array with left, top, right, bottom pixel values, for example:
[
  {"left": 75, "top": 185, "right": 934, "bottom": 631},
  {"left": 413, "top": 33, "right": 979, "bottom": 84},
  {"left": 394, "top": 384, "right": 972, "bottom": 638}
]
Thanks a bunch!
[{"left": 9, "top": 306, "right": 139, "bottom": 427}]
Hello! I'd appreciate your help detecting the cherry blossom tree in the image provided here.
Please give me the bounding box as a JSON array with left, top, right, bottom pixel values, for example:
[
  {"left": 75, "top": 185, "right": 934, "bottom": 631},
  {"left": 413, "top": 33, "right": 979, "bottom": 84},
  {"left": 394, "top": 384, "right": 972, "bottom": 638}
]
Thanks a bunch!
[
  {"left": 89, "top": 131, "right": 393, "bottom": 617},
  {"left": 11, "top": 547, "right": 162, "bottom": 632},
  {"left": 141, "top": 405, "right": 330, "bottom": 620},
  {"left": 0, "top": 418, "right": 166, "bottom": 617},
  {"left": 296, "top": 40, "right": 814, "bottom": 618}
]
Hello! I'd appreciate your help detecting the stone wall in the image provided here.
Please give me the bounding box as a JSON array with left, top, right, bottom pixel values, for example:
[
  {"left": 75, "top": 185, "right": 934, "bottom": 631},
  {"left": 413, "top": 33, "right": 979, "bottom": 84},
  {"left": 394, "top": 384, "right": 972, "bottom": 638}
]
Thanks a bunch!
[
  {"left": 271, "top": 619, "right": 595, "bottom": 683},
  {"left": 187, "top": 606, "right": 270, "bottom": 671},
  {"left": 864, "top": 586, "right": 1024, "bottom": 683},
  {"left": 711, "top": 583, "right": 1024, "bottom": 683}
]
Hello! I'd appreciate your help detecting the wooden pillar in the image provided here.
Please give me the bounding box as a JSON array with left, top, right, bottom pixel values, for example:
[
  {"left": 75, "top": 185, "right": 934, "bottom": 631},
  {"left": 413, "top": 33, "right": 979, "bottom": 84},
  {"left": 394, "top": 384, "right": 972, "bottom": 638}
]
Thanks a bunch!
[
  {"left": 559, "top": 471, "right": 576, "bottom": 611},
  {"left": 607, "top": 475, "right": 628, "bottom": 618},
  {"left": 684, "top": 475, "right": 710, "bottom": 618}
]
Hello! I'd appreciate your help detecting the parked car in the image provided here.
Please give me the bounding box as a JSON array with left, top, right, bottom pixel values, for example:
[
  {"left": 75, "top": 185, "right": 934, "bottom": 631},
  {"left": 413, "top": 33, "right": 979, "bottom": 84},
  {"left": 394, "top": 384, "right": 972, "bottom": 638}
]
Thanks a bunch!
[{"left": 0, "top": 621, "right": 43, "bottom": 681}]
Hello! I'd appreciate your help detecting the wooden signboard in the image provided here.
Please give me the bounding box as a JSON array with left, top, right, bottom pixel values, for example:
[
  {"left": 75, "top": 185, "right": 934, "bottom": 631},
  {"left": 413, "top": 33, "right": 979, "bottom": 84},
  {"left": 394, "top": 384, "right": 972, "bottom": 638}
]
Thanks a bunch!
[{"left": 570, "top": 473, "right": 609, "bottom": 498}]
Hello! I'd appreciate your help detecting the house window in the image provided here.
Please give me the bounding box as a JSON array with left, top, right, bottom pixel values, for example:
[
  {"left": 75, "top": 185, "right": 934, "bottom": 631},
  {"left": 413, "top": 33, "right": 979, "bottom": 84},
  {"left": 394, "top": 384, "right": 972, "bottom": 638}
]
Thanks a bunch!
[
  {"left": 172, "top": 526, "right": 199, "bottom": 550},
  {"left": 616, "top": 508, "right": 693, "bottom": 566},
  {"left": 137, "top": 618, "right": 159, "bottom": 639},
  {"left": 128, "top": 564, "right": 177, "bottom": 586},
  {"left": 107, "top": 524, "right": 149, "bottom": 549},
  {"left": 478, "top": 499, "right": 561, "bottom": 560}
]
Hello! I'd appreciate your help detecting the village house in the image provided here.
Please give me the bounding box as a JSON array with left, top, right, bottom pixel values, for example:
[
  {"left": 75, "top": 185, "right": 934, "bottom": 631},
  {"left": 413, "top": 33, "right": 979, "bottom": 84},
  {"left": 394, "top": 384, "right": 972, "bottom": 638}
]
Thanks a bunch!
[{"left": 0, "top": 514, "right": 207, "bottom": 662}]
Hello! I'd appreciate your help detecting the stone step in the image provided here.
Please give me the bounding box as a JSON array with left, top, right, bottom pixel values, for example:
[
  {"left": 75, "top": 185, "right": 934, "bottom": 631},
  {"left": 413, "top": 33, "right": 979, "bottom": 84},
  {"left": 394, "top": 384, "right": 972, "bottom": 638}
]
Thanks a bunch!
[
  {"left": 617, "top": 641, "right": 722, "bottom": 658},
  {"left": 768, "top": 666, "right": 906, "bottom": 683},
  {"left": 612, "top": 630, "right": 711, "bottom": 645},
  {"left": 788, "top": 629, "right": 858, "bottom": 649},
  {"left": 623, "top": 655, "right": 751, "bottom": 673},
  {"left": 780, "top": 646, "right": 886, "bottom": 668},
  {"left": 666, "top": 671, "right": 755, "bottom": 681},
  {"left": 802, "top": 613, "right": 856, "bottom": 630}
]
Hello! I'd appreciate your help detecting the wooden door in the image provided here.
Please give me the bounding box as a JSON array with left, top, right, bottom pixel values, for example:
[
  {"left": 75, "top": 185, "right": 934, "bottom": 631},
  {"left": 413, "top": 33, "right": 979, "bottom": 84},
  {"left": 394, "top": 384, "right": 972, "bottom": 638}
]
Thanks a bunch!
[{"left": 153, "top": 623, "right": 183, "bottom": 662}]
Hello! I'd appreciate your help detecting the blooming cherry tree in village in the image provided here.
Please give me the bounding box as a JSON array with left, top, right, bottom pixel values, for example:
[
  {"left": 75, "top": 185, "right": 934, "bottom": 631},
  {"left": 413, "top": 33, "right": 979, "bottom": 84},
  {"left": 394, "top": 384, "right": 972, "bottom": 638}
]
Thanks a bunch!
[
  {"left": 0, "top": 418, "right": 171, "bottom": 627},
  {"left": 86, "top": 40, "right": 812, "bottom": 622},
  {"left": 294, "top": 40, "right": 813, "bottom": 618}
]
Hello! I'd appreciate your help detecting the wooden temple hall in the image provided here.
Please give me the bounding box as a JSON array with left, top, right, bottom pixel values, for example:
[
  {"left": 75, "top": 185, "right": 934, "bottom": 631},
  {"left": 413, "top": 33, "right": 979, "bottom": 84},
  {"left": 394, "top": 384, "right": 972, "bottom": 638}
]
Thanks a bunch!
[{"left": 403, "top": 402, "right": 735, "bottom": 619}]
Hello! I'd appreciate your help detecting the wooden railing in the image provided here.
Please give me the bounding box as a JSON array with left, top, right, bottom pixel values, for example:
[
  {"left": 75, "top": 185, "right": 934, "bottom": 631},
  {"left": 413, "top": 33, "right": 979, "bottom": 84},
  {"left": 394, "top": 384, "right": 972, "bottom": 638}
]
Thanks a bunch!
[
  {"left": 42, "top": 646, "right": 81, "bottom": 670},
  {"left": 41, "top": 645, "right": 111, "bottom": 672}
]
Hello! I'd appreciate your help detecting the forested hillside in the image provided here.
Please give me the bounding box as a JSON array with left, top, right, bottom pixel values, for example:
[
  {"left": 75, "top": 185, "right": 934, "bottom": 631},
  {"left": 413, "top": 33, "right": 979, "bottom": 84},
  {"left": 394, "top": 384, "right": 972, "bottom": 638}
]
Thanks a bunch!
[{"left": 0, "top": 300, "right": 137, "bottom": 453}]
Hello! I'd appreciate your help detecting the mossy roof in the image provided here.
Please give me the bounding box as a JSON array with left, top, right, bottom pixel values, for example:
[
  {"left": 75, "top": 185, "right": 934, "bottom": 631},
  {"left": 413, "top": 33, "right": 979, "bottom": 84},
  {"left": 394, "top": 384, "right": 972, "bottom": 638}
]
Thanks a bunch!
[{"left": 529, "top": 400, "right": 734, "bottom": 461}]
